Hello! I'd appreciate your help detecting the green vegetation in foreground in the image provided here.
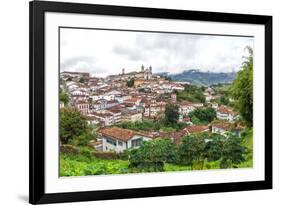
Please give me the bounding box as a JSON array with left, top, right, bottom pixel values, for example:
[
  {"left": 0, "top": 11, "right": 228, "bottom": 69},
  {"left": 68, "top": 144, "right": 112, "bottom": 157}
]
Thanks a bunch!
[
  {"left": 239, "top": 128, "right": 253, "bottom": 168},
  {"left": 60, "top": 132, "right": 253, "bottom": 176},
  {"left": 60, "top": 151, "right": 253, "bottom": 177},
  {"left": 59, "top": 89, "right": 69, "bottom": 105},
  {"left": 60, "top": 153, "right": 130, "bottom": 176},
  {"left": 231, "top": 46, "right": 253, "bottom": 127},
  {"left": 60, "top": 153, "right": 201, "bottom": 176}
]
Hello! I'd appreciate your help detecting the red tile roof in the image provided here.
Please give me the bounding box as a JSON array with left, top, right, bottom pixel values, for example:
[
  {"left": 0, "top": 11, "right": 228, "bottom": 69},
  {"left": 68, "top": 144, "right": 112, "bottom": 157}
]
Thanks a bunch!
[
  {"left": 184, "top": 125, "right": 209, "bottom": 134},
  {"left": 217, "top": 106, "right": 235, "bottom": 114},
  {"left": 99, "top": 127, "right": 146, "bottom": 141},
  {"left": 212, "top": 122, "right": 232, "bottom": 130},
  {"left": 124, "top": 98, "right": 141, "bottom": 103}
]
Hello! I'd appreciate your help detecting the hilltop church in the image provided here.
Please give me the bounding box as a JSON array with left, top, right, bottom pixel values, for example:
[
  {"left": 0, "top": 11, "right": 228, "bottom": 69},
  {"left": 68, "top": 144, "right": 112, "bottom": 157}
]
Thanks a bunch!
[{"left": 108, "top": 65, "right": 153, "bottom": 81}]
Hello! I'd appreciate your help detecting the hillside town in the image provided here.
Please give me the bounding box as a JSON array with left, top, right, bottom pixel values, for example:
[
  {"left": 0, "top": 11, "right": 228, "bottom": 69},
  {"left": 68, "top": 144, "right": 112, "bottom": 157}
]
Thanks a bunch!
[{"left": 60, "top": 65, "right": 243, "bottom": 153}]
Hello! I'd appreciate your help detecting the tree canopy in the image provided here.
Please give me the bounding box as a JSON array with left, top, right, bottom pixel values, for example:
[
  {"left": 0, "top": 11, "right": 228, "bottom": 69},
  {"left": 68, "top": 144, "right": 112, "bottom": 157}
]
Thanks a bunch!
[
  {"left": 188, "top": 107, "right": 216, "bottom": 124},
  {"left": 204, "top": 134, "right": 224, "bottom": 162},
  {"left": 79, "top": 77, "right": 85, "bottom": 83},
  {"left": 164, "top": 104, "right": 179, "bottom": 126},
  {"left": 128, "top": 138, "right": 177, "bottom": 172},
  {"left": 220, "top": 134, "right": 245, "bottom": 168},
  {"left": 177, "top": 134, "right": 206, "bottom": 167},
  {"left": 127, "top": 78, "right": 135, "bottom": 87},
  {"left": 176, "top": 84, "right": 206, "bottom": 103},
  {"left": 59, "top": 90, "right": 69, "bottom": 105},
  {"left": 60, "top": 107, "right": 95, "bottom": 146},
  {"left": 231, "top": 46, "right": 253, "bottom": 126}
]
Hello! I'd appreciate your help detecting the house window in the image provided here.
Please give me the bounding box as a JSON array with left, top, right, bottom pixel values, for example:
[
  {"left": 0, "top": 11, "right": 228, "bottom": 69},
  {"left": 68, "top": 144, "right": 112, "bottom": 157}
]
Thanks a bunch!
[
  {"left": 106, "top": 138, "right": 116, "bottom": 146},
  {"left": 131, "top": 138, "right": 143, "bottom": 147},
  {"left": 118, "top": 141, "right": 123, "bottom": 146}
]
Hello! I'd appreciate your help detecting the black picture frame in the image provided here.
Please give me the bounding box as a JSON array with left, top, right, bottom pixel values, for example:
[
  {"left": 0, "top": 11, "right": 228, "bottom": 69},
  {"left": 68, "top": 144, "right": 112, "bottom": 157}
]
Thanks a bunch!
[{"left": 29, "top": 0, "right": 272, "bottom": 204}]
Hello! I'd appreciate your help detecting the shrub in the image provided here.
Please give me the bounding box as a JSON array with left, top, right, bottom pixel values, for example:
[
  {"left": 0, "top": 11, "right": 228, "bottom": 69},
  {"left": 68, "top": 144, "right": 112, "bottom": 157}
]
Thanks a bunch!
[
  {"left": 119, "top": 149, "right": 131, "bottom": 160},
  {"left": 164, "top": 104, "right": 179, "bottom": 126},
  {"left": 219, "top": 134, "right": 246, "bottom": 168},
  {"left": 92, "top": 151, "right": 120, "bottom": 160},
  {"left": 60, "top": 144, "right": 80, "bottom": 155},
  {"left": 60, "top": 107, "right": 96, "bottom": 145},
  {"left": 204, "top": 134, "right": 224, "bottom": 162},
  {"left": 128, "top": 138, "right": 177, "bottom": 172},
  {"left": 129, "top": 161, "right": 164, "bottom": 172},
  {"left": 177, "top": 135, "right": 206, "bottom": 167},
  {"left": 80, "top": 146, "right": 93, "bottom": 158},
  {"left": 188, "top": 107, "right": 216, "bottom": 124}
]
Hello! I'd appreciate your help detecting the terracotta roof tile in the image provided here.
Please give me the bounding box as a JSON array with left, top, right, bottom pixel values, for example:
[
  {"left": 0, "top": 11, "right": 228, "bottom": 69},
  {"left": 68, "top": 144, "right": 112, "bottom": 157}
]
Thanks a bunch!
[
  {"left": 99, "top": 127, "right": 146, "bottom": 141},
  {"left": 212, "top": 122, "right": 232, "bottom": 130},
  {"left": 184, "top": 125, "right": 209, "bottom": 134},
  {"left": 217, "top": 106, "right": 235, "bottom": 114},
  {"left": 100, "top": 127, "right": 134, "bottom": 141}
]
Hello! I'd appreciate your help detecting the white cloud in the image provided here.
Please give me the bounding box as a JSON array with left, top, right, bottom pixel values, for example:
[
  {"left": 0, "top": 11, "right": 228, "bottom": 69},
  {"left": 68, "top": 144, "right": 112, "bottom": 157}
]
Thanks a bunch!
[{"left": 60, "top": 28, "right": 253, "bottom": 77}]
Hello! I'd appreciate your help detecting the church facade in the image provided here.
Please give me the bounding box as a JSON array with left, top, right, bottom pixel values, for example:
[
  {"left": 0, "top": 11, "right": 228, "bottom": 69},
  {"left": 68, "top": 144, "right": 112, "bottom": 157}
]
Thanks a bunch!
[{"left": 108, "top": 65, "right": 153, "bottom": 81}]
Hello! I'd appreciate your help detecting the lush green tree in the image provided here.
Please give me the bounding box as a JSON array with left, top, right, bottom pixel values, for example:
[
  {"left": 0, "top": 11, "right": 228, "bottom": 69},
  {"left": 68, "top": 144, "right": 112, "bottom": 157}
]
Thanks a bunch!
[
  {"left": 79, "top": 77, "right": 85, "bottom": 83},
  {"left": 220, "top": 134, "right": 245, "bottom": 168},
  {"left": 117, "top": 120, "right": 161, "bottom": 132},
  {"left": 127, "top": 78, "right": 135, "bottom": 87},
  {"left": 129, "top": 138, "right": 177, "bottom": 172},
  {"left": 60, "top": 107, "right": 94, "bottom": 145},
  {"left": 117, "top": 119, "right": 185, "bottom": 132},
  {"left": 204, "top": 134, "right": 224, "bottom": 162},
  {"left": 219, "top": 96, "right": 229, "bottom": 105},
  {"left": 190, "top": 116, "right": 201, "bottom": 125},
  {"left": 177, "top": 135, "right": 206, "bottom": 168},
  {"left": 188, "top": 107, "right": 216, "bottom": 124},
  {"left": 240, "top": 128, "right": 253, "bottom": 163},
  {"left": 59, "top": 91, "right": 69, "bottom": 105},
  {"left": 231, "top": 46, "right": 253, "bottom": 126},
  {"left": 177, "top": 85, "right": 206, "bottom": 103},
  {"left": 176, "top": 122, "right": 188, "bottom": 131},
  {"left": 70, "top": 125, "right": 96, "bottom": 146},
  {"left": 164, "top": 104, "right": 179, "bottom": 126}
]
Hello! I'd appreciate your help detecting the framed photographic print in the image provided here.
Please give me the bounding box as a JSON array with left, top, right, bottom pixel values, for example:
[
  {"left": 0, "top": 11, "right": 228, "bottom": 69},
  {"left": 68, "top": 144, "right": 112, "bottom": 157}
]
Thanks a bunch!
[{"left": 29, "top": 0, "right": 272, "bottom": 204}]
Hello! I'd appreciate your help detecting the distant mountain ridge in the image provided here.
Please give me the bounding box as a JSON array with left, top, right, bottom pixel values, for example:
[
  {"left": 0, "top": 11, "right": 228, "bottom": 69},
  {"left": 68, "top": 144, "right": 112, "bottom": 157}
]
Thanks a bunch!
[{"left": 167, "top": 69, "right": 237, "bottom": 86}]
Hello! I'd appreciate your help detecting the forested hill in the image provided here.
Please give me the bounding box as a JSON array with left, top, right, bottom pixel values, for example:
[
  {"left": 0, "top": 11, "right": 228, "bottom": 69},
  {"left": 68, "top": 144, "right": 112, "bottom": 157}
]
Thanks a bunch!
[{"left": 168, "top": 69, "right": 237, "bottom": 86}]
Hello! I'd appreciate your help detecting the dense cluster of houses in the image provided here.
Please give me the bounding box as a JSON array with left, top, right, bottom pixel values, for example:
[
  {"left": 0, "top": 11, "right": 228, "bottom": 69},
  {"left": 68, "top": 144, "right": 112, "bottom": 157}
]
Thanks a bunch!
[{"left": 60, "top": 66, "right": 242, "bottom": 153}]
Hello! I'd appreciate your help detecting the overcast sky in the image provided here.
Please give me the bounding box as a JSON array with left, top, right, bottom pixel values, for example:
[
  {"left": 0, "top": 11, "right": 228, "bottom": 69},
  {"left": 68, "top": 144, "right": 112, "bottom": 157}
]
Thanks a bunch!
[{"left": 60, "top": 28, "right": 253, "bottom": 77}]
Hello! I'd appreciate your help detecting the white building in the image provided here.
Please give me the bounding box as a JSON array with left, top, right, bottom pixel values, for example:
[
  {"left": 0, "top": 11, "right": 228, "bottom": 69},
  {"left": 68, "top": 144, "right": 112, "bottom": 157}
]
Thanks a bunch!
[
  {"left": 90, "top": 112, "right": 114, "bottom": 126},
  {"left": 121, "top": 109, "right": 143, "bottom": 122},
  {"left": 106, "top": 107, "right": 122, "bottom": 124},
  {"left": 92, "top": 99, "right": 119, "bottom": 111},
  {"left": 216, "top": 105, "right": 237, "bottom": 122},
  {"left": 212, "top": 122, "right": 243, "bottom": 137},
  {"left": 99, "top": 127, "right": 152, "bottom": 153},
  {"left": 74, "top": 101, "right": 90, "bottom": 114},
  {"left": 115, "top": 94, "right": 131, "bottom": 103},
  {"left": 211, "top": 122, "right": 232, "bottom": 135},
  {"left": 178, "top": 101, "right": 203, "bottom": 116}
]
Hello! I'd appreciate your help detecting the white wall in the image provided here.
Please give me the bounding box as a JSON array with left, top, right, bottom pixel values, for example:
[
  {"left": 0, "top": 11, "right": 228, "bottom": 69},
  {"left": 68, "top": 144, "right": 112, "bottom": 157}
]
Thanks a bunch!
[{"left": 0, "top": 0, "right": 280, "bottom": 204}]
